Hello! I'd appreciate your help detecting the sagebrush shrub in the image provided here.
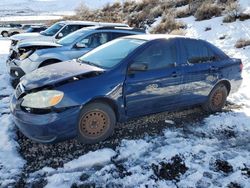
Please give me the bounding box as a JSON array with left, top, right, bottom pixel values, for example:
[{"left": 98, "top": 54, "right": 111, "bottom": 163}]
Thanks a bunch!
[
  {"left": 235, "top": 39, "right": 250, "bottom": 48},
  {"left": 195, "top": 2, "right": 222, "bottom": 21}
]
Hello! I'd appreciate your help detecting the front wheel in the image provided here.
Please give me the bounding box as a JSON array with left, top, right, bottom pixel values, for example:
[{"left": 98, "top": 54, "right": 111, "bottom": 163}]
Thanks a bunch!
[
  {"left": 77, "top": 102, "right": 116, "bottom": 144},
  {"left": 203, "top": 84, "right": 228, "bottom": 113}
]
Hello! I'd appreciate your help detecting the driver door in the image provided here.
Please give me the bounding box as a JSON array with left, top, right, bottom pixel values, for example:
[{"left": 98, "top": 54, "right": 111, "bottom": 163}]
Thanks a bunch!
[{"left": 124, "top": 39, "right": 183, "bottom": 117}]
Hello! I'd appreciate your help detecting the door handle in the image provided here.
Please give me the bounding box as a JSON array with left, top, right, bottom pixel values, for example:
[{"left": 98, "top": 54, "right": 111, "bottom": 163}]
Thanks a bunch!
[
  {"left": 172, "top": 72, "right": 178, "bottom": 77},
  {"left": 210, "top": 66, "right": 218, "bottom": 71}
]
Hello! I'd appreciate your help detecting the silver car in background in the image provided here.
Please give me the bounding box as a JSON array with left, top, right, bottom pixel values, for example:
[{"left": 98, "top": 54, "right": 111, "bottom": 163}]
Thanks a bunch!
[
  {"left": 7, "top": 26, "right": 145, "bottom": 86},
  {"left": 10, "top": 21, "right": 128, "bottom": 47}
]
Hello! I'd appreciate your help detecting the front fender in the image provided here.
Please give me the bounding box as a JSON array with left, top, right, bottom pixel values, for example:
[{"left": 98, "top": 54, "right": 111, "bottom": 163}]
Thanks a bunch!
[{"left": 54, "top": 72, "right": 126, "bottom": 121}]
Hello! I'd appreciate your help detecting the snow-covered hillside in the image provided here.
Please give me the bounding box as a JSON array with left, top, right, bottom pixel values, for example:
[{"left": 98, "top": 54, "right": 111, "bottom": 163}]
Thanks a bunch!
[
  {"left": 0, "top": 1, "right": 250, "bottom": 188},
  {"left": 0, "top": 0, "right": 120, "bottom": 17}
]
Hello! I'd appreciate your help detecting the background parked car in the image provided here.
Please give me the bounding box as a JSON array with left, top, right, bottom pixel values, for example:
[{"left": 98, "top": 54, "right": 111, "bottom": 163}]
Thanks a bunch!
[
  {"left": 8, "top": 24, "right": 48, "bottom": 36},
  {"left": 7, "top": 24, "right": 32, "bottom": 36},
  {"left": 6, "top": 26, "right": 145, "bottom": 86},
  {"left": 9, "top": 21, "right": 129, "bottom": 48},
  {"left": 26, "top": 25, "right": 48, "bottom": 33},
  {"left": 0, "top": 23, "right": 22, "bottom": 37},
  {"left": 11, "top": 35, "right": 243, "bottom": 144}
]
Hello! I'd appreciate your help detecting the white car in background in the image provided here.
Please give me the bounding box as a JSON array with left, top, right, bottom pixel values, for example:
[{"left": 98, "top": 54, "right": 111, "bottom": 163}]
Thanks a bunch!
[{"left": 0, "top": 23, "right": 22, "bottom": 37}]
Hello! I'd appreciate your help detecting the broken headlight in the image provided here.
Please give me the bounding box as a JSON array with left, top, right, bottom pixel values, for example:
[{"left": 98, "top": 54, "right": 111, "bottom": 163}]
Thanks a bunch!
[
  {"left": 19, "top": 50, "right": 34, "bottom": 61},
  {"left": 21, "top": 90, "right": 64, "bottom": 109}
]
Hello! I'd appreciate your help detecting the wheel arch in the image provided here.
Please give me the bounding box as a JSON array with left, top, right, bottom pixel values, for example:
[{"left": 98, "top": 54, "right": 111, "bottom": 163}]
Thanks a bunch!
[
  {"left": 83, "top": 97, "right": 120, "bottom": 121},
  {"left": 214, "top": 80, "right": 231, "bottom": 96},
  {"left": 1, "top": 30, "right": 8, "bottom": 35},
  {"left": 39, "top": 58, "right": 62, "bottom": 67}
]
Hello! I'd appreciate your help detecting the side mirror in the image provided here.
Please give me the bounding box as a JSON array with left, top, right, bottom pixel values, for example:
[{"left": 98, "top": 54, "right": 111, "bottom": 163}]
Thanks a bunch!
[
  {"left": 57, "top": 32, "right": 64, "bottom": 39},
  {"left": 128, "top": 63, "right": 147, "bottom": 73},
  {"left": 75, "top": 42, "right": 87, "bottom": 48}
]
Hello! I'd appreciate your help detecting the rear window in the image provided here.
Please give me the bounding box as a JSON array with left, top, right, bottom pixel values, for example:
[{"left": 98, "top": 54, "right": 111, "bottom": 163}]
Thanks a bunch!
[
  {"left": 182, "top": 39, "right": 224, "bottom": 64},
  {"left": 112, "top": 32, "right": 134, "bottom": 39}
]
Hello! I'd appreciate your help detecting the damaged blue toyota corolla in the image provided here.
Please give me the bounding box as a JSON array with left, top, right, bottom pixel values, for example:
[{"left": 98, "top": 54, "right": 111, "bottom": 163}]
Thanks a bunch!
[{"left": 10, "top": 35, "right": 243, "bottom": 144}]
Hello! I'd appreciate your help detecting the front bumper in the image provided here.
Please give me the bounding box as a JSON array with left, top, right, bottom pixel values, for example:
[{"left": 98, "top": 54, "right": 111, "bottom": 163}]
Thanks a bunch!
[
  {"left": 6, "top": 59, "right": 25, "bottom": 85},
  {"left": 10, "top": 95, "right": 80, "bottom": 143}
]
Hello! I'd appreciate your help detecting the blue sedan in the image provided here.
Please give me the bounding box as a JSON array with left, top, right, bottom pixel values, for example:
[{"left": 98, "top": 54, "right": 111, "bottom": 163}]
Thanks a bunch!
[{"left": 10, "top": 35, "right": 243, "bottom": 144}]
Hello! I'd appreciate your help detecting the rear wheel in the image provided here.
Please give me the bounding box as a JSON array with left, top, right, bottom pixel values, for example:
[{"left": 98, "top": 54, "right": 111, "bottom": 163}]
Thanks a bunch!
[
  {"left": 77, "top": 102, "right": 116, "bottom": 144},
  {"left": 2, "top": 31, "right": 8, "bottom": 37},
  {"left": 203, "top": 83, "right": 228, "bottom": 113}
]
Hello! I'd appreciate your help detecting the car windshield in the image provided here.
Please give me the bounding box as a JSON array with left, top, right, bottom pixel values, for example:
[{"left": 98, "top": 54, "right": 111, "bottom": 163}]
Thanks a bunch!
[
  {"left": 79, "top": 38, "right": 146, "bottom": 69},
  {"left": 40, "top": 23, "right": 65, "bottom": 36},
  {"left": 57, "top": 29, "right": 89, "bottom": 45}
]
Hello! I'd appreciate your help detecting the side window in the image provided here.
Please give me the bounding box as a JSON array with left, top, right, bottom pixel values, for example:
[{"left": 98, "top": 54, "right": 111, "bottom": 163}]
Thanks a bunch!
[
  {"left": 112, "top": 32, "right": 133, "bottom": 39},
  {"left": 78, "top": 25, "right": 92, "bottom": 29},
  {"left": 132, "top": 41, "right": 177, "bottom": 71},
  {"left": 58, "top": 25, "right": 81, "bottom": 38},
  {"left": 183, "top": 39, "right": 216, "bottom": 64},
  {"left": 78, "top": 32, "right": 112, "bottom": 48}
]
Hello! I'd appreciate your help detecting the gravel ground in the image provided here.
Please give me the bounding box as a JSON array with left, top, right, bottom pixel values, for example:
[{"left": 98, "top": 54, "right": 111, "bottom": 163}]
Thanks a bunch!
[{"left": 12, "top": 101, "right": 241, "bottom": 187}]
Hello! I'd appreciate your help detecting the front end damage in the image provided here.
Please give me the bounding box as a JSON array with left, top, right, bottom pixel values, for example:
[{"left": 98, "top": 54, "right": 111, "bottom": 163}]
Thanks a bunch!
[
  {"left": 6, "top": 42, "right": 62, "bottom": 86},
  {"left": 11, "top": 62, "right": 105, "bottom": 143}
]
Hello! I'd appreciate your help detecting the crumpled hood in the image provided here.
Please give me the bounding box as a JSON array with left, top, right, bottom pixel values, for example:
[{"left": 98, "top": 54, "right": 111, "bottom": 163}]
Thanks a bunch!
[
  {"left": 17, "top": 41, "right": 62, "bottom": 49},
  {"left": 20, "top": 60, "right": 104, "bottom": 90},
  {"left": 11, "top": 32, "right": 43, "bottom": 41}
]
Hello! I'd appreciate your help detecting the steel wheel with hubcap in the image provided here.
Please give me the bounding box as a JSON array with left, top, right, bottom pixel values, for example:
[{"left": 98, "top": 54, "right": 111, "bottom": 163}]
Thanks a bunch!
[
  {"left": 77, "top": 102, "right": 116, "bottom": 144},
  {"left": 203, "top": 83, "right": 228, "bottom": 113}
]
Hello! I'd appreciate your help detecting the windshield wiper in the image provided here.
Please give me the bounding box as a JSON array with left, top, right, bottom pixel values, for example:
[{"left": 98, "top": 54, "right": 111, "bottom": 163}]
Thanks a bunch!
[{"left": 77, "top": 59, "right": 104, "bottom": 69}]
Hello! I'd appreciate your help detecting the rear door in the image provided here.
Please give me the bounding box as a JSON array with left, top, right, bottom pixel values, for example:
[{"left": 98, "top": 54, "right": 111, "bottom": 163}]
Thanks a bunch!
[
  {"left": 68, "top": 32, "right": 113, "bottom": 59},
  {"left": 124, "top": 39, "right": 183, "bottom": 117},
  {"left": 178, "top": 39, "right": 221, "bottom": 105}
]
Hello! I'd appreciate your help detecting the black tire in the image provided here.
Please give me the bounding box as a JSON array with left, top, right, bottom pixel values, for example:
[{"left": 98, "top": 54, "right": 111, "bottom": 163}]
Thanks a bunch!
[
  {"left": 77, "top": 102, "right": 116, "bottom": 144},
  {"left": 2, "top": 31, "right": 8, "bottom": 37},
  {"left": 11, "top": 79, "right": 19, "bottom": 88},
  {"left": 203, "top": 83, "right": 228, "bottom": 113}
]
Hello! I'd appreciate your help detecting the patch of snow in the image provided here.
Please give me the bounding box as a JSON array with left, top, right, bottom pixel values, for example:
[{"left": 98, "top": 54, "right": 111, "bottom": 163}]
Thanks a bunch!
[
  {"left": 239, "top": 0, "right": 250, "bottom": 14},
  {"left": 0, "top": 39, "right": 25, "bottom": 187},
  {"left": 0, "top": 15, "right": 62, "bottom": 22},
  {"left": 165, "top": 120, "right": 175, "bottom": 125},
  {"left": 27, "top": 149, "right": 116, "bottom": 187},
  {"left": 63, "top": 148, "right": 116, "bottom": 170}
]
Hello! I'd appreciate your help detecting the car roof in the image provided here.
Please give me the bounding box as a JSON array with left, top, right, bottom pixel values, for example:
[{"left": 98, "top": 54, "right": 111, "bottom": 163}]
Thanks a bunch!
[
  {"left": 123, "top": 34, "right": 196, "bottom": 41},
  {"left": 58, "top": 20, "right": 128, "bottom": 27},
  {"left": 58, "top": 20, "right": 97, "bottom": 25},
  {"left": 83, "top": 26, "right": 144, "bottom": 32},
  {"left": 68, "top": 26, "right": 145, "bottom": 36}
]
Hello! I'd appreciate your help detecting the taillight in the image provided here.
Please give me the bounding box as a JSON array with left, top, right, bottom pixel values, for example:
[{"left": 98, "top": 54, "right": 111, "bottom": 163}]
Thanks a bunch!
[{"left": 240, "top": 62, "right": 243, "bottom": 72}]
